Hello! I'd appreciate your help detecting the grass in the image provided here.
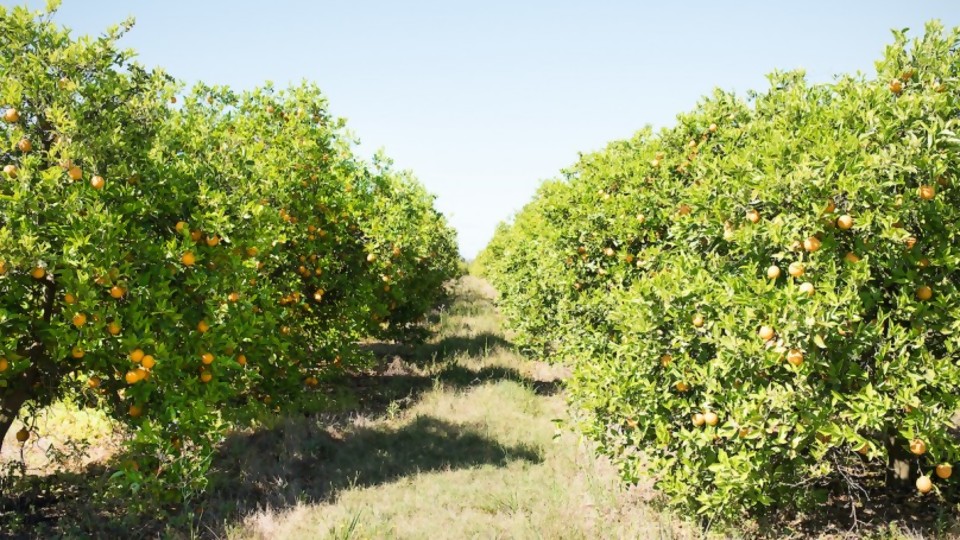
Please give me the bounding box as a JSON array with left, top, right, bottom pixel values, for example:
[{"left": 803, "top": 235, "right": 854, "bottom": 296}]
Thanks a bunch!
[{"left": 1, "top": 275, "right": 957, "bottom": 539}]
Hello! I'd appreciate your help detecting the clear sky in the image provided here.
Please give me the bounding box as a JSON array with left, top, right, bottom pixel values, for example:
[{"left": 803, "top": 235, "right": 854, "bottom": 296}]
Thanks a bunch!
[{"left": 17, "top": 1, "right": 960, "bottom": 258}]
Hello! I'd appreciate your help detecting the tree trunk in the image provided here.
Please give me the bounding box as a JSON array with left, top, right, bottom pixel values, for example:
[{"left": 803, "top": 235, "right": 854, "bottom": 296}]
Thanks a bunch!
[{"left": 886, "top": 429, "right": 913, "bottom": 489}]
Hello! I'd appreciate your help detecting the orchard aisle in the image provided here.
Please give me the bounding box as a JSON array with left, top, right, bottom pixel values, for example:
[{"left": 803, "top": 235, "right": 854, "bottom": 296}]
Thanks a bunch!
[{"left": 229, "top": 276, "right": 684, "bottom": 540}]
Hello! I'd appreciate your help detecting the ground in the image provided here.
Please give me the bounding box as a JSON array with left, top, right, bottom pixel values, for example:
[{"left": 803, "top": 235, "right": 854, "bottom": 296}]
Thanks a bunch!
[{"left": 0, "top": 276, "right": 957, "bottom": 539}]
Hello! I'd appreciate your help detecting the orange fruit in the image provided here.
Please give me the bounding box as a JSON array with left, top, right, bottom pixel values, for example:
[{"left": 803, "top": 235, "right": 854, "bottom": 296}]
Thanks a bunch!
[
  {"left": 197, "top": 320, "right": 210, "bottom": 333},
  {"left": 916, "top": 475, "right": 933, "bottom": 494},
  {"left": 206, "top": 235, "right": 220, "bottom": 247},
  {"left": 141, "top": 355, "right": 156, "bottom": 369},
  {"left": 125, "top": 370, "right": 140, "bottom": 384},
  {"left": 200, "top": 370, "right": 213, "bottom": 383},
  {"left": 175, "top": 221, "right": 187, "bottom": 233},
  {"left": 67, "top": 166, "right": 82, "bottom": 181},
  {"left": 107, "top": 322, "right": 121, "bottom": 336},
  {"left": 935, "top": 463, "right": 953, "bottom": 480},
  {"left": 704, "top": 411, "right": 719, "bottom": 427},
  {"left": 0, "top": 260, "right": 7, "bottom": 275},
  {"left": 201, "top": 352, "right": 215, "bottom": 365},
  {"left": 836, "top": 215, "right": 853, "bottom": 230},
  {"left": 677, "top": 204, "right": 692, "bottom": 216},
  {"left": 692, "top": 413, "right": 705, "bottom": 427},
  {"left": 803, "top": 237, "right": 821, "bottom": 252},
  {"left": 788, "top": 262, "right": 804, "bottom": 277},
  {"left": 675, "top": 381, "right": 691, "bottom": 392},
  {"left": 603, "top": 247, "right": 615, "bottom": 257},
  {"left": 823, "top": 199, "right": 836, "bottom": 214},
  {"left": 786, "top": 349, "right": 804, "bottom": 367},
  {"left": 90, "top": 175, "right": 105, "bottom": 190},
  {"left": 71, "top": 346, "right": 85, "bottom": 359},
  {"left": 129, "top": 349, "right": 145, "bottom": 363},
  {"left": 904, "top": 236, "right": 917, "bottom": 251},
  {"left": 64, "top": 292, "right": 77, "bottom": 304},
  {"left": 190, "top": 230, "right": 202, "bottom": 242},
  {"left": 128, "top": 404, "right": 143, "bottom": 417},
  {"left": 910, "top": 439, "right": 927, "bottom": 456},
  {"left": 237, "top": 354, "right": 247, "bottom": 366},
  {"left": 228, "top": 292, "right": 240, "bottom": 303},
  {"left": 15, "top": 428, "right": 29, "bottom": 443},
  {"left": 692, "top": 314, "right": 705, "bottom": 328},
  {"left": 916, "top": 285, "right": 933, "bottom": 301},
  {"left": 87, "top": 376, "right": 101, "bottom": 389},
  {"left": 767, "top": 266, "right": 781, "bottom": 280},
  {"left": 17, "top": 138, "right": 31, "bottom": 153},
  {"left": 844, "top": 252, "right": 861, "bottom": 264},
  {"left": 0, "top": 358, "right": 7, "bottom": 372},
  {"left": 367, "top": 253, "right": 377, "bottom": 263},
  {"left": 660, "top": 354, "right": 672, "bottom": 367},
  {"left": 918, "top": 257, "right": 930, "bottom": 268},
  {"left": 3, "top": 108, "right": 20, "bottom": 123},
  {"left": 798, "top": 282, "right": 815, "bottom": 297},
  {"left": 2, "top": 164, "right": 16, "bottom": 178},
  {"left": 181, "top": 252, "right": 196, "bottom": 266},
  {"left": 745, "top": 209, "right": 760, "bottom": 224},
  {"left": 889, "top": 80, "right": 903, "bottom": 95},
  {"left": 246, "top": 247, "right": 259, "bottom": 257},
  {"left": 31, "top": 267, "right": 46, "bottom": 279},
  {"left": 758, "top": 326, "right": 775, "bottom": 341},
  {"left": 918, "top": 185, "right": 936, "bottom": 200},
  {"left": 110, "top": 286, "right": 125, "bottom": 299},
  {"left": 708, "top": 123, "right": 718, "bottom": 133},
  {"left": 72, "top": 313, "right": 87, "bottom": 327}
]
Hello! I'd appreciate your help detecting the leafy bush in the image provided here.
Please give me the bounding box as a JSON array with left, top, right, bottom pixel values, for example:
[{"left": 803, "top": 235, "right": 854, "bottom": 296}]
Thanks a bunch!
[
  {"left": 478, "top": 22, "right": 960, "bottom": 522},
  {"left": 0, "top": 3, "right": 459, "bottom": 504}
]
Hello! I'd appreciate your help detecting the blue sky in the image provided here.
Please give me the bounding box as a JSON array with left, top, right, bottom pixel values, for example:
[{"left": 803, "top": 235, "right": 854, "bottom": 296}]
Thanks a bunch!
[{"left": 19, "top": 1, "right": 960, "bottom": 257}]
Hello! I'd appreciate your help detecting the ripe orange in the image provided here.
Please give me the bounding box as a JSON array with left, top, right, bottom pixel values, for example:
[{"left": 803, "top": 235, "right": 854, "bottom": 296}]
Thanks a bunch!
[
  {"left": 67, "top": 166, "right": 82, "bottom": 181},
  {"left": 246, "top": 247, "right": 259, "bottom": 257},
  {"left": 935, "top": 463, "right": 953, "bottom": 480},
  {"left": 87, "top": 376, "right": 101, "bottom": 389},
  {"left": 889, "top": 80, "right": 903, "bottom": 95},
  {"left": 745, "top": 209, "right": 760, "bottom": 224},
  {"left": 15, "top": 428, "right": 29, "bottom": 443},
  {"left": 767, "top": 266, "right": 781, "bottom": 280},
  {"left": 200, "top": 370, "right": 213, "bottom": 383},
  {"left": 603, "top": 247, "right": 615, "bottom": 257},
  {"left": 0, "top": 358, "right": 7, "bottom": 372},
  {"left": 677, "top": 204, "right": 692, "bottom": 216},
  {"left": 692, "top": 314, "right": 705, "bottom": 328},
  {"left": 129, "top": 349, "right": 145, "bottom": 363},
  {"left": 3, "top": 108, "right": 20, "bottom": 123},
  {"left": 110, "top": 286, "right": 125, "bottom": 299},
  {"left": 125, "top": 370, "right": 140, "bottom": 384},
  {"left": 910, "top": 438, "right": 927, "bottom": 456},
  {"left": 918, "top": 257, "right": 930, "bottom": 268},
  {"left": 798, "top": 282, "right": 815, "bottom": 297},
  {"left": 916, "top": 285, "right": 933, "bottom": 301},
  {"left": 917, "top": 185, "right": 936, "bottom": 200},
  {"left": 2, "top": 164, "right": 16, "bottom": 178},
  {"left": 692, "top": 413, "right": 705, "bottom": 427},
  {"left": 31, "top": 267, "right": 46, "bottom": 279},
  {"left": 107, "top": 322, "right": 121, "bottom": 336},
  {"left": 197, "top": 320, "right": 210, "bottom": 333},
  {"left": 228, "top": 292, "right": 240, "bottom": 303},
  {"left": 704, "top": 411, "right": 719, "bottom": 427},
  {"left": 17, "top": 138, "right": 31, "bottom": 153},
  {"left": 129, "top": 404, "right": 143, "bottom": 418},
  {"left": 237, "top": 354, "right": 247, "bottom": 366},
  {"left": 660, "top": 354, "right": 672, "bottom": 367},
  {"left": 190, "top": 230, "right": 202, "bottom": 242},
  {"left": 786, "top": 349, "right": 804, "bottom": 367},
  {"left": 836, "top": 215, "right": 853, "bottom": 230},
  {"left": 904, "top": 236, "right": 917, "bottom": 251},
  {"left": 90, "top": 175, "right": 105, "bottom": 190},
  {"left": 201, "top": 352, "right": 215, "bottom": 365},
  {"left": 916, "top": 475, "right": 933, "bottom": 494},
  {"left": 823, "top": 199, "right": 836, "bottom": 214},
  {"left": 367, "top": 253, "right": 377, "bottom": 263},
  {"left": 181, "top": 252, "right": 196, "bottom": 266},
  {"left": 758, "top": 326, "right": 775, "bottom": 341},
  {"left": 803, "top": 237, "right": 821, "bottom": 252},
  {"left": 64, "top": 292, "right": 77, "bottom": 304},
  {"left": 206, "top": 235, "right": 220, "bottom": 247},
  {"left": 141, "top": 355, "right": 156, "bottom": 369},
  {"left": 72, "top": 313, "right": 87, "bottom": 327},
  {"left": 675, "top": 381, "right": 691, "bottom": 392},
  {"left": 788, "top": 262, "right": 804, "bottom": 277},
  {"left": 175, "top": 221, "right": 187, "bottom": 233},
  {"left": 708, "top": 123, "right": 718, "bottom": 133},
  {"left": 844, "top": 252, "right": 861, "bottom": 264}
]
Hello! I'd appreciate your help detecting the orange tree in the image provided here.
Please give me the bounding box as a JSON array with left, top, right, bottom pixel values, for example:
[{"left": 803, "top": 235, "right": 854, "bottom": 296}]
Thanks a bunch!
[
  {"left": 0, "top": 3, "right": 459, "bottom": 503},
  {"left": 478, "top": 22, "right": 960, "bottom": 522}
]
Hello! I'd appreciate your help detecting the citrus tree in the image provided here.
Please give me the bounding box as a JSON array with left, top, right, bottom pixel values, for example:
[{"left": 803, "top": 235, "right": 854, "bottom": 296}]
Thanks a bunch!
[
  {"left": 479, "top": 22, "right": 960, "bottom": 522},
  {"left": 0, "top": 3, "right": 459, "bottom": 504}
]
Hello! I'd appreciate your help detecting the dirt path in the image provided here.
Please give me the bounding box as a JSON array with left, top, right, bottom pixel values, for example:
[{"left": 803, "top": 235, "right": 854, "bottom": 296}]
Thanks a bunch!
[{"left": 226, "top": 276, "right": 684, "bottom": 540}]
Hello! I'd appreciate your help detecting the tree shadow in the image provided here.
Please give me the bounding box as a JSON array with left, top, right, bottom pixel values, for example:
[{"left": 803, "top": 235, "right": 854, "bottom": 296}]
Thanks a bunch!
[{"left": 202, "top": 415, "right": 542, "bottom": 528}]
